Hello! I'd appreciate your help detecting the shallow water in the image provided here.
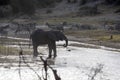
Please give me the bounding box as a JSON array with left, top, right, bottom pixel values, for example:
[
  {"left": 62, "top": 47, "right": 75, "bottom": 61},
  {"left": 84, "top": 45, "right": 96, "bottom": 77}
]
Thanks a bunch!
[{"left": 0, "top": 40, "right": 120, "bottom": 80}]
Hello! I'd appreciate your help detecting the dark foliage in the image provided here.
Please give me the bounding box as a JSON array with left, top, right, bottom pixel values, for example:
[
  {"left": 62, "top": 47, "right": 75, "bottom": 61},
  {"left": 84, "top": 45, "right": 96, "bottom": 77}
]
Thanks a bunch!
[
  {"left": 10, "top": 0, "right": 20, "bottom": 14},
  {"left": 114, "top": 0, "right": 120, "bottom": 5},
  {"left": 115, "top": 23, "right": 120, "bottom": 31},
  {"left": 0, "top": 0, "right": 10, "bottom": 6},
  {"left": 0, "top": 0, "right": 36, "bottom": 16},
  {"left": 10, "top": 0, "right": 35, "bottom": 15},
  {"left": 104, "top": 0, "right": 120, "bottom": 5},
  {"left": 79, "top": 0, "right": 87, "bottom": 5},
  {"left": 46, "top": 9, "right": 53, "bottom": 14},
  {"left": 105, "top": 0, "right": 115, "bottom": 4},
  {"left": 36, "top": 0, "right": 62, "bottom": 8},
  {"left": 115, "top": 8, "right": 120, "bottom": 13},
  {"left": 19, "top": 0, "right": 35, "bottom": 15},
  {"left": 78, "top": 5, "right": 99, "bottom": 16},
  {"left": 67, "top": 0, "right": 77, "bottom": 3},
  {"left": 79, "top": 0, "right": 120, "bottom": 6},
  {"left": 79, "top": 0, "right": 97, "bottom": 5},
  {"left": 56, "top": 0, "right": 63, "bottom": 2}
]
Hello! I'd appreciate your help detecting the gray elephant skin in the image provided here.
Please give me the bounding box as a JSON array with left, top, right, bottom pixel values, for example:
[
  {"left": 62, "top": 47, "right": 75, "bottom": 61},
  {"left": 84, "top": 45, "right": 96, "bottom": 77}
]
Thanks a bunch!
[{"left": 30, "top": 29, "right": 68, "bottom": 58}]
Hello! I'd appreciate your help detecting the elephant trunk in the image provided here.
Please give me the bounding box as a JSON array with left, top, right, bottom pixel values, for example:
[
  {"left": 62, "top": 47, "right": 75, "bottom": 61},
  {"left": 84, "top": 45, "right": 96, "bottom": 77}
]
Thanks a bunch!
[{"left": 63, "top": 39, "right": 68, "bottom": 47}]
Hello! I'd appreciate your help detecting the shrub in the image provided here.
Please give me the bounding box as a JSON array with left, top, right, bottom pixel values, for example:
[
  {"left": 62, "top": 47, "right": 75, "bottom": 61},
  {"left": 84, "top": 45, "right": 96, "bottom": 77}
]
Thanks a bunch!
[
  {"left": 19, "top": 0, "right": 35, "bottom": 15},
  {"left": 104, "top": 0, "right": 120, "bottom": 5},
  {"left": 10, "top": 0, "right": 35, "bottom": 15},
  {"left": 67, "top": 0, "right": 77, "bottom": 3},
  {"left": 0, "top": 5, "right": 12, "bottom": 18},
  {"left": 78, "top": 5, "right": 99, "bottom": 16},
  {"left": 114, "top": 8, "right": 120, "bottom": 13},
  {"left": 79, "top": 0, "right": 97, "bottom": 5},
  {"left": 115, "top": 23, "right": 120, "bottom": 31},
  {"left": 46, "top": 9, "right": 53, "bottom": 14},
  {"left": 80, "top": 24, "right": 96, "bottom": 30},
  {"left": 10, "top": 0, "right": 21, "bottom": 14},
  {"left": 37, "top": 0, "right": 57, "bottom": 8},
  {"left": 79, "top": 0, "right": 87, "bottom": 5},
  {"left": 56, "top": 0, "right": 62, "bottom": 2},
  {"left": 0, "top": 0, "right": 10, "bottom": 6}
]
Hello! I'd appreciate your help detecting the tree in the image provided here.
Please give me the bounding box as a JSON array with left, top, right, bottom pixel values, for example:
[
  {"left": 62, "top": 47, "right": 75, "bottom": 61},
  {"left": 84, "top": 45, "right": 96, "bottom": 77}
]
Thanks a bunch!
[
  {"left": 36, "top": 0, "right": 56, "bottom": 8},
  {"left": 79, "top": 0, "right": 87, "bottom": 5},
  {"left": 10, "top": 0, "right": 20, "bottom": 13},
  {"left": 10, "top": 0, "right": 35, "bottom": 15},
  {"left": 19, "top": 0, "right": 35, "bottom": 15},
  {"left": 0, "top": 0, "right": 10, "bottom": 6}
]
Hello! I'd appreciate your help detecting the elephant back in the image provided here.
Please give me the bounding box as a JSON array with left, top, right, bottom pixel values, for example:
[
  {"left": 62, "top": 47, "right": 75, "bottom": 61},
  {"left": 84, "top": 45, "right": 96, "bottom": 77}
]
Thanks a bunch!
[{"left": 30, "top": 29, "right": 48, "bottom": 43}]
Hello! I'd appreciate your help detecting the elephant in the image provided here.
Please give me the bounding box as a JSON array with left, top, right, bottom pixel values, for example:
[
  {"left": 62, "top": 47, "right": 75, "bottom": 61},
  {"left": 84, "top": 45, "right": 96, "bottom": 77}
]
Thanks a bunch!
[{"left": 30, "top": 29, "right": 68, "bottom": 58}]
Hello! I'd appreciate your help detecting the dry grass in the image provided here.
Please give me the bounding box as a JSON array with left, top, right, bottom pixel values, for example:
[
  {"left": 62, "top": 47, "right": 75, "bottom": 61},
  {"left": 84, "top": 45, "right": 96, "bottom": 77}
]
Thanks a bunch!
[
  {"left": 65, "top": 30, "right": 120, "bottom": 43},
  {"left": 0, "top": 45, "right": 32, "bottom": 55},
  {"left": 0, "top": 45, "right": 19, "bottom": 55},
  {"left": 0, "top": 37, "right": 31, "bottom": 55},
  {"left": 97, "top": 35, "right": 120, "bottom": 42},
  {"left": 65, "top": 30, "right": 109, "bottom": 37}
]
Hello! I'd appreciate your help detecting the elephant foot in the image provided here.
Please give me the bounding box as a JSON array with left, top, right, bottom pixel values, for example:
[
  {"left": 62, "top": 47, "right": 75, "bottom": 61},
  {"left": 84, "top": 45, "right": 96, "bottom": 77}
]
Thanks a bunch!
[
  {"left": 47, "top": 57, "right": 52, "bottom": 59},
  {"left": 53, "top": 55, "right": 57, "bottom": 59},
  {"left": 39, "top": 53, "right": 44, "bottom": 55},
  {"left": 32, "top": 56, "right": 37, "bottom": 62},
  {"left": 47, "top": 55, "right": 52, "bottom": 59}
]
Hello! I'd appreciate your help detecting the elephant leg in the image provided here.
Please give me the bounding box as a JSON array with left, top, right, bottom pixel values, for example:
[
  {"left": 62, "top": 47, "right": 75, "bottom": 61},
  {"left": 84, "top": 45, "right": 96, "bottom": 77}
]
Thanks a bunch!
[
  {"left": 52, "top": 42, "right": 57, "bottom": 58},
  {"left": 48, "top": 44, "right": 52, "bottom": 58},
  {"left": 33, "top": 44, "right": 38, "bottom": 57}
]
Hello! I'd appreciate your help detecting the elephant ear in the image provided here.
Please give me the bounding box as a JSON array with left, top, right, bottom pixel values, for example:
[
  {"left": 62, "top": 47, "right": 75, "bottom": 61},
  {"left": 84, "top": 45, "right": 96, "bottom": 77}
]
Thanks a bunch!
[
  {"left": 53, "top": 31, "right": 66, "bottom": 41},
  {"left": 47, "top": 31, "right": 57, "bottom": 41}
]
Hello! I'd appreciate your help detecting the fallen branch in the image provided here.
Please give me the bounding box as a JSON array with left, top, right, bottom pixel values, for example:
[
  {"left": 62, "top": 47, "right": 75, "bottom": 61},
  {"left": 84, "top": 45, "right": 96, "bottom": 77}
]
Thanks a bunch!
[{"left": 40, "top": 56, "right": 61, "bottom": 80}]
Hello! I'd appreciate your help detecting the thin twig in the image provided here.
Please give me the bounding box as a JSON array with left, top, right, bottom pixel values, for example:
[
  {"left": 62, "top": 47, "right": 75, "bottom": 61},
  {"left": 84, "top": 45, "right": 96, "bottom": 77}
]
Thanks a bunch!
[
  {"left": 18, "top": 51, "right": 22, "bottom": 80},
  {"left": 21, "top": 53, "right": 41, "bottom": 80},
  {"left": 18, "top": 43, "right": 42, "bottom": 80}
]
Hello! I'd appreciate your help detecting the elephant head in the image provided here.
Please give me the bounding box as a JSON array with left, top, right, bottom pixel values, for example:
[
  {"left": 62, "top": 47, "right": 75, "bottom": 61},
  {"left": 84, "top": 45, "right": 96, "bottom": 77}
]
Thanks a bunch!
[
  {"left": 30, "top": 29, "right": 68, "bottom": 58},
  {"left": 48, "top": 31, "right": 68, "bottom": 47}
]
